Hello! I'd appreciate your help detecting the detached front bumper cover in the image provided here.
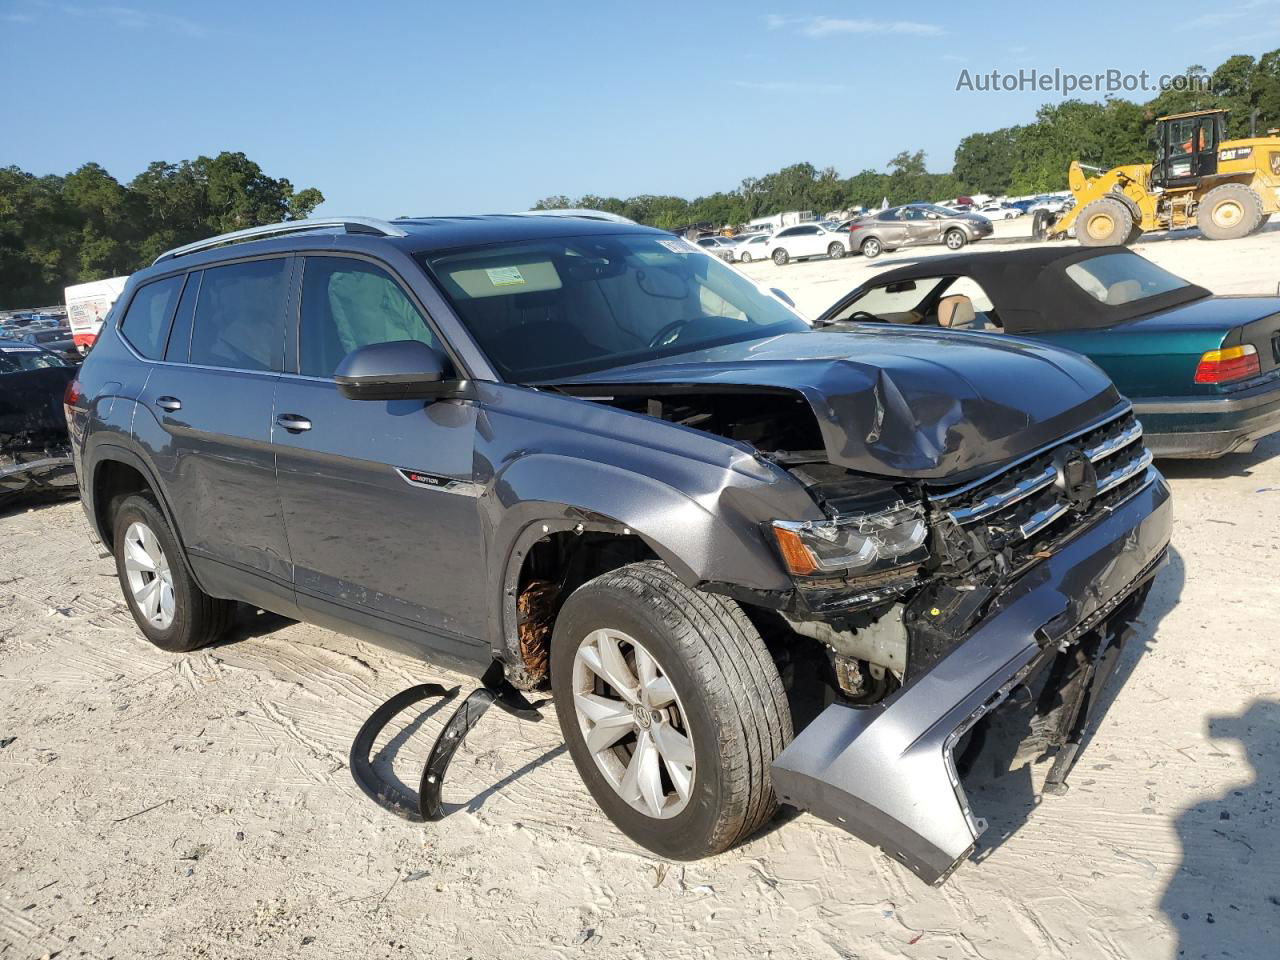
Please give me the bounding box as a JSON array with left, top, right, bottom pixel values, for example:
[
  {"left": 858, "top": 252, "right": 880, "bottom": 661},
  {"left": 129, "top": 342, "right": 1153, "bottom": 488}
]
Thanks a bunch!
[{"left": 771, "top": 469, "right": 1172, "bottom": 885}]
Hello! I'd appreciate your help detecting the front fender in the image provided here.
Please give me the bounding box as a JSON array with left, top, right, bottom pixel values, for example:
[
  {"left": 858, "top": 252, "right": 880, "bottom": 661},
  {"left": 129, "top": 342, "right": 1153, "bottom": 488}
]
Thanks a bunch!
[{"left": 482, "top": 450, "right": 821, "bottom": 675}]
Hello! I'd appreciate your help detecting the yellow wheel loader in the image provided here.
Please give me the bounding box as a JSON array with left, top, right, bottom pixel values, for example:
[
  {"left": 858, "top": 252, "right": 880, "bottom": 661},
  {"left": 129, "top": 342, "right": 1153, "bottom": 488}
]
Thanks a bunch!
[{"left": 1039, "top": 109, "right": 1280, "bottom": 245}]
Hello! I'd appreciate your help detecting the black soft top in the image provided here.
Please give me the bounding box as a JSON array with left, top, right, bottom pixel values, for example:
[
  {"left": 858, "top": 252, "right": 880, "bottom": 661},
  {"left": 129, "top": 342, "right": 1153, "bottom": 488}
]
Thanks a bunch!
[{"left": 844, "top": 246, "right": 1211, "bottom": 334}]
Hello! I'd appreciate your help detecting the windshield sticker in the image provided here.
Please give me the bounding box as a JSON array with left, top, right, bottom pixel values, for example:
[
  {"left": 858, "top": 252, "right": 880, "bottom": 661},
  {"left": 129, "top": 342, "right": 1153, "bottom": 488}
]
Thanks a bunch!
[
  {"left": 657, "top": 239, "right": 697, "bottom": 255},
  {"left": 485, "top": 266, "right": 526, "bottom": 287}
]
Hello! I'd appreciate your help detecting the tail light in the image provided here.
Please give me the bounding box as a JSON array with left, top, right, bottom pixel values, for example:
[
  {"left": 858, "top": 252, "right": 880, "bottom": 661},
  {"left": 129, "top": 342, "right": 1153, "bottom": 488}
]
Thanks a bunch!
[
  {"left": 1193, "top": 344, "right": 1260, "bottom": 384},
  {"left": 848, "top": 224, "right": 864, "bottom": 233},
  {"left": 63, "top": 377, "right": 82, "bottom": 418}
]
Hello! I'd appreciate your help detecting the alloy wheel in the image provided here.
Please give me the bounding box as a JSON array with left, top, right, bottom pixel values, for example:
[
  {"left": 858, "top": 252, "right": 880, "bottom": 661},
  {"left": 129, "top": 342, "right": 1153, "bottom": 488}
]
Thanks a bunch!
[
  {"left": 571, "top": 628, "right": 695, "bottom": 819},
  {"left": 123, "top": 521, "right": 176, "bottom": 629}
]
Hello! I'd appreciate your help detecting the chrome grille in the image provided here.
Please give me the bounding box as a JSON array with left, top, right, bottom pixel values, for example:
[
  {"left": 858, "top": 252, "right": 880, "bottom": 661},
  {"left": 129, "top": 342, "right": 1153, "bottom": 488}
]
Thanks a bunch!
[{"left": 929, "top": 409, "right": 1152, "bottom": 567}]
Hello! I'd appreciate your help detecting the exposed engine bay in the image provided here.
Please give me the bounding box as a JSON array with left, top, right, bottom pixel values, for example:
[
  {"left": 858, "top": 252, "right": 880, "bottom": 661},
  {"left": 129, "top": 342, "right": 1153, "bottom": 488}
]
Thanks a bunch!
[{"left": 555, "top": 383, "right": 1153, "bottom": 710}]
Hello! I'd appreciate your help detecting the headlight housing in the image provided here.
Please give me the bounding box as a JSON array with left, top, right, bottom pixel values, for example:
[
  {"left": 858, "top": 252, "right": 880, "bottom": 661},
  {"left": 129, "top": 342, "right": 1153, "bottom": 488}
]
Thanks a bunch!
[{"left": 771, "top": 502, "right": 929, "bottom": 577}]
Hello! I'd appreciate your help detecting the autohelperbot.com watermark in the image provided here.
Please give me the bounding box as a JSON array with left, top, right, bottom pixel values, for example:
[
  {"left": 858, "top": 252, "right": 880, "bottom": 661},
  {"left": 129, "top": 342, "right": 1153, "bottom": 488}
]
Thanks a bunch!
[{"left": 955, "top": 67, "right": 1212, "bottom": 96}]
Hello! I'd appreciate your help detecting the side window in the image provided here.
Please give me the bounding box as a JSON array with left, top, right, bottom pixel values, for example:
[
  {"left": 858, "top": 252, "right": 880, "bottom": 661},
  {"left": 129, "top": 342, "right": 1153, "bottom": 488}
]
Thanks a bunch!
[
  {"left": 164, "top": 271, "right": 201, "bottom": 362},
  {"left": 119, "top": 275, "right": 184, "bottom": 359},
  {"left": 299, "top": 257, "right": 436, "bottom": 378},
  {"left": 189, "top": 258, "right": 289, "bottom": 372}
]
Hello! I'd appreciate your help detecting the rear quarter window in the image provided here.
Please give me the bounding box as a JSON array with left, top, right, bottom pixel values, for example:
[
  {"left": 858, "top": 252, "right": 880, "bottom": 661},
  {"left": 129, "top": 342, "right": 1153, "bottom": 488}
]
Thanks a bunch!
[{"left": 120, "top": 275, "right": 185, "bottom": 359}]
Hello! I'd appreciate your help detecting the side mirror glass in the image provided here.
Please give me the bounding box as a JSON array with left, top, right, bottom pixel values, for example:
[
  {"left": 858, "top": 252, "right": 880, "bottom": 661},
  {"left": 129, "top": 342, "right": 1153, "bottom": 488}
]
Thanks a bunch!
[{"left": 334, "top": 340, "right": 466, "bottom": 401}]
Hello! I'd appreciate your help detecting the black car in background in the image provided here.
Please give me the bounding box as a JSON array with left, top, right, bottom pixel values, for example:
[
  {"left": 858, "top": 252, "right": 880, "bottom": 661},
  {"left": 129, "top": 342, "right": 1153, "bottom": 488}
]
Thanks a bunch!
[{"left": 0, "top": 338, "right": 78, "bottom": 507}]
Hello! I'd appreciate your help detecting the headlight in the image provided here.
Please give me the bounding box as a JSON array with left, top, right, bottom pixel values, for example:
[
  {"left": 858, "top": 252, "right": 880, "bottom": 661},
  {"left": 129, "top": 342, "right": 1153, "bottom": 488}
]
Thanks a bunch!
[{"left": 770, "top": 503, "right": 929, "bottom": 577}]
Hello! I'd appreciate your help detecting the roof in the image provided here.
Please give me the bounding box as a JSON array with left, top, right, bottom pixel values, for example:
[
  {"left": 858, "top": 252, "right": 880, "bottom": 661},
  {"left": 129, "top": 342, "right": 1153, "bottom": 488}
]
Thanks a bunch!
[
  {"left": 843, "top": 246, "right": 1211, "bottom": 333},
  {"left": 1157, "top": 109, "right": 1229, "bottom": 121},
  {"left": 390, "top": 214, "right": 662, "bottom": 255}
]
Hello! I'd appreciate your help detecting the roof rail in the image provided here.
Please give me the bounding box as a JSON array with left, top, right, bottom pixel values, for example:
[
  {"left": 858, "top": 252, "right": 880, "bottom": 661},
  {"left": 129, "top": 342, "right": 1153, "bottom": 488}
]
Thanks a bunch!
[
  {"left": 511, "top": 208, "right": 637, "bottom": 225},
  {"left": 152, "top": 217, "right": 409, "bottom": 265}
]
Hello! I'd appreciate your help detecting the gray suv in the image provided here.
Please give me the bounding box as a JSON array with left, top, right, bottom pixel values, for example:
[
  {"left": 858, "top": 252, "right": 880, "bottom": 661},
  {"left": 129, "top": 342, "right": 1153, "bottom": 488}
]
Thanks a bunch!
[
  {"left": 849, "top": 203, "right": 994, "bottom": 258},
  {"left": 66, "top": 212, "right": 1170, "bottom": 884}
]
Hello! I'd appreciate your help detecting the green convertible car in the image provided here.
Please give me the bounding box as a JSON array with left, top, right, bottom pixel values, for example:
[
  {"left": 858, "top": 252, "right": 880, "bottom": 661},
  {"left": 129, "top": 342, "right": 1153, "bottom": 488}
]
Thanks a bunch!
[{"left": 818, "top": 247, "right": 1280, "bottom": 458}]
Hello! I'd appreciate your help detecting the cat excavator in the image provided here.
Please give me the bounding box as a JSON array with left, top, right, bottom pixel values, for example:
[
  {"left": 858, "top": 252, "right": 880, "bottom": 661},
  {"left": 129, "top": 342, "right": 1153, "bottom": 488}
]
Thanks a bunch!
[{"left": 1038, "top": 109, "right": 1280, "bottom": 244}]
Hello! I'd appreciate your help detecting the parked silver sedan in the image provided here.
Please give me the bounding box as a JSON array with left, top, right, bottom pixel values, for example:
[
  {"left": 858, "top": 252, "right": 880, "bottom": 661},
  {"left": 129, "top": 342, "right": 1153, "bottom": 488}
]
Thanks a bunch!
[{"left": 847, "top": 204, "right": 994, "bottom": 259}]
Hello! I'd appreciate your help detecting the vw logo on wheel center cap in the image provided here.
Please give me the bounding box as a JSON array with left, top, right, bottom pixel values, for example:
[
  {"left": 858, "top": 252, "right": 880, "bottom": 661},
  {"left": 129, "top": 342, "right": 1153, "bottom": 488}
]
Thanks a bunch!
[{"left": 632, "top": 703, "right": 653, "bottom": 729}]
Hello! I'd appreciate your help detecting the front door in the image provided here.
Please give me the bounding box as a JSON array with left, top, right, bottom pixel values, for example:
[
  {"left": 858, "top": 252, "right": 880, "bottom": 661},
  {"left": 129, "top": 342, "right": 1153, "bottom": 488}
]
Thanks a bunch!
[
  {"left": 272, "top": 254, "right": 488, "bottom": 654},
  {"left": 902, "top": 207, "right": 941, "bottom": 245}
]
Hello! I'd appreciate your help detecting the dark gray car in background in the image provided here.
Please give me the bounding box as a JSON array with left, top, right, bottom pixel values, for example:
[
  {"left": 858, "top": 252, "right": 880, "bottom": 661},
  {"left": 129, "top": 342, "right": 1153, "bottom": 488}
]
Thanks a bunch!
[
  {"left": 848, "top": 203, "right": 994, "bottom": 258},
  {"left": 65, "top": 212, "right": 1170, "bottom": 885}
]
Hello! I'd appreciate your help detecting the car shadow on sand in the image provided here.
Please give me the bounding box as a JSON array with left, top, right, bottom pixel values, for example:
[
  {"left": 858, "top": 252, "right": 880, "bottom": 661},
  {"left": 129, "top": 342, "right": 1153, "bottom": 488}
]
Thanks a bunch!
[
  {"left": 962, "top": 543, "right": 1186, "bottom": 866},
  {"left": 1156, "top": 430, "right": 1280, "bottom": 480},
  {"left": 1159, "top": 699, "right": 1280, "bottom": 957}
]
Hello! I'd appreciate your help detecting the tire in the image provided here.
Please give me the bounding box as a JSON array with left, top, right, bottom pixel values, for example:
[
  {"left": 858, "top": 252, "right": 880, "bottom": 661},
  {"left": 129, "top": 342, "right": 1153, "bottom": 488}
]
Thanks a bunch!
[
  {"left": 1248, "top": 212, "right": 1272, "bottom": 236},
  {"left": 771, "top": 248, "right": 789, "bottom": 266},
  {"left": 111, "top": 493, "right": 234, "bottom": 652},
  {"left": 860, "top": 236, "right": 882, "bottom": 259},
  {"left": 1077, "top": 197, "right": 1133, "bottom": 246},
  {"left": 944, "top": 228, "right": 967, "bottom": 251},
  {"left": 1197, "top": 184, "right": 1264, "bottom": 241},
  {"left": 827, "top": 242, "right": 846, "bottom": 260},
  {"left": 1123, "top": 223, "right": 1143, "bottom": 245},
  {"left": 740, "top": 252, "right": 753, "bottom": 263},
  {"left": 550, "top": 561, "right": 792, "bottom": 860}
]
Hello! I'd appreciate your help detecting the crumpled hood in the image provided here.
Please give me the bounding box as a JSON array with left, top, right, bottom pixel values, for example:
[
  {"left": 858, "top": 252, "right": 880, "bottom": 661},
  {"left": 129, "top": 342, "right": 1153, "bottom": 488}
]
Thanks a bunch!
[{"left": 549, "top": 329, "right": 1123, "bottom": 482}]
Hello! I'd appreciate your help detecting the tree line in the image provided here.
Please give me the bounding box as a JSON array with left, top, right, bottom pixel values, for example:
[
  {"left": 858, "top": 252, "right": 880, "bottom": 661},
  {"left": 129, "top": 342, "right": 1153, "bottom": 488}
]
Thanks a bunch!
[
  {"left": 536, "top": 48, "right": 1280, "bottom": 228},
  {"left": 0, "top": 152, "right": 323, "bottom": 309},
  {"left": 2, "top": 49, "right": 1275, "bottom": 308}
]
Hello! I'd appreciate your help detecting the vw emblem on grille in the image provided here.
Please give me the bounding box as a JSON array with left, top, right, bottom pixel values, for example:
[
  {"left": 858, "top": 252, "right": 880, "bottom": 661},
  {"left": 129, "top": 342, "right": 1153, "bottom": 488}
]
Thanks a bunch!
[{"left": 1053, "top": 446, "right": 1098, "bottom": 508}]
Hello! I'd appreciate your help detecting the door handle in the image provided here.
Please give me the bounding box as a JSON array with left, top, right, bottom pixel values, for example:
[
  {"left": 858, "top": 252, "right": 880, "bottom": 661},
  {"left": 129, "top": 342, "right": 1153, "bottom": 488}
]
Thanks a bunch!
[
  {"left": 156, "top": 396, "right": 182, "bottom": 412},
  {"left": 276, "top": 413, "right": 312, "bottom": 433}
]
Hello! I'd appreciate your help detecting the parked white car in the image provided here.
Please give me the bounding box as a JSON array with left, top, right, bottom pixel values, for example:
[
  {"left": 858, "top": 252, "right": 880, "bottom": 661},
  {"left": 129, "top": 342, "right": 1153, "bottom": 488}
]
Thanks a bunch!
[
  {"left": 732, "top": 234, "right": 771, "bottom": 263},
  {"left": 975, "top": 202, "right": 1020, "bottom": 220},
  {"left": 766, "top": 223, "right": 850, "bottom": 265},
  {"left": 1029, "top": 196, "right": 1072, "bottom": 214}
]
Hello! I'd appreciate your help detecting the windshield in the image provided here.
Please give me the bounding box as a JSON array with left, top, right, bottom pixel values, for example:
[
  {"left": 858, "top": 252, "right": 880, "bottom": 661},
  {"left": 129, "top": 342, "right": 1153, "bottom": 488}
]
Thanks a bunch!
[
  {"left": 1065, "top": 253, "right": 1190, "bottom": 305},
  {"left": 0, "top": 344, "right": 67, "bottom": 372},
  {"left": 419, "top": 233, "right": 809, "bottom": 381}
]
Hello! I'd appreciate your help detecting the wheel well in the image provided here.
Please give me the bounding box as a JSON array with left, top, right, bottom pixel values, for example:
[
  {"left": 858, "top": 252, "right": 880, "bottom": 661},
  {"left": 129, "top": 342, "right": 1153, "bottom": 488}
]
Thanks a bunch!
[
  {"left": 511, "top": 531, "right": 658, "bottom": 687},
  {"left": 92, "top": 459, "right": 153, "bottom": 550}
]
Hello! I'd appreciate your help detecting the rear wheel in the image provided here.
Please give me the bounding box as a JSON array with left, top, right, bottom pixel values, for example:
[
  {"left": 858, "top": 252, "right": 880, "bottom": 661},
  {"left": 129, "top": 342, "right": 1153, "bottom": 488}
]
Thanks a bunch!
[
  {"left": 771, "top": 248, "right": 789, "bottom": 266},
  {"left": 860, "top": 236, "right": 883, "bottom": 259},
  {"left": 111, "top": 494, "right": 234, "bottom": 652},
  {"left": 1078, "top": 197, "right": 1133, "bottom": 246},
  {"left": 1197, "top": 183, "right": 1264, "bottom": 241},
  {"left": 550, "top": 561, "right": 792, "bottom": 859},
  {"left": 944, "top": 228, "right": 967, "bottom": 251},
  {"left": 827, "top": 241, "right": 846, "bottom": 260}
]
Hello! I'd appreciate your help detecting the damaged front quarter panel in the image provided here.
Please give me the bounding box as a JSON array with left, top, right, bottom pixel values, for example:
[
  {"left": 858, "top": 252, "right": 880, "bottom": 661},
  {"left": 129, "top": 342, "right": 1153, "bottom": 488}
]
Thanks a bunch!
[{"left": 771, "top": 468, "right": 1172, "bottom": 885}]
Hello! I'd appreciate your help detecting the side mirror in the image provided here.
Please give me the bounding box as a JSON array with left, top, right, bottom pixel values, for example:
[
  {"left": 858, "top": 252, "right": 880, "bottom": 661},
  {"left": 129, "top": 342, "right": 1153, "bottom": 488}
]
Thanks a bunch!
[
  {"left": 770, "top": 288, "right": 796, "bottom": 307},
  {"left": 334, "top": 340, "right": 468, "bottom": 401}
]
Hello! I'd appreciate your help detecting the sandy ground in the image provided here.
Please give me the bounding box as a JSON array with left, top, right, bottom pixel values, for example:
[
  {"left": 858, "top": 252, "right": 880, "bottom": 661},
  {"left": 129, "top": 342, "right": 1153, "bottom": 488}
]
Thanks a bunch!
[{"left": 2, "top": 226, "right": 1280, "bottom": 960}]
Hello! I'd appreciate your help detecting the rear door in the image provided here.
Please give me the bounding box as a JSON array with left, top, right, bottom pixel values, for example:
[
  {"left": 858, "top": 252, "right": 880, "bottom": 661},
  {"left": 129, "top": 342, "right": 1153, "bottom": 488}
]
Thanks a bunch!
[
  {"left": 271, "top": 254, "right": 488, "bottom": 652},
  {"left": 134, "top": 257, "right": 294, "bottom": 603}
]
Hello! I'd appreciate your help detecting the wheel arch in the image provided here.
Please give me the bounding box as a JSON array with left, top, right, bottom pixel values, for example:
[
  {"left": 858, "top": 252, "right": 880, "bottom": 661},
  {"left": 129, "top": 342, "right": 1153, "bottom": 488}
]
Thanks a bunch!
[{"left": 84, "top": 441, "right": 201, "bottom": 587}]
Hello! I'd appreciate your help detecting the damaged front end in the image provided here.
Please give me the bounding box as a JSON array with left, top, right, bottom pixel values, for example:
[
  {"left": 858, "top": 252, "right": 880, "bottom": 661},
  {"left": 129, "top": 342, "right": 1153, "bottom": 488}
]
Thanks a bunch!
[{"left": 768, "top": 407, "right": 1171, "bottom": 885}]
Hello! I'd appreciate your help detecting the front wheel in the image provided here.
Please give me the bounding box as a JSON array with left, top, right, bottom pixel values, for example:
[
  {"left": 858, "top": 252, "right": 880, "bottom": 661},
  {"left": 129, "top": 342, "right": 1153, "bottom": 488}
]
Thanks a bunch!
[
  {"left": 771, "top": 248, "right": 789, "bottom": 266},
  {"left": 551, "top": 561, "right": 792, "bottom": 859},
  {"left": 944, "top": 228, "right": 967, "bottom": 250},
  {"left": 739, "top": 251, "right": 753, "bottom": 263},
  {"left": 827, "top": 242, "right": 846, "bottom": 260}
]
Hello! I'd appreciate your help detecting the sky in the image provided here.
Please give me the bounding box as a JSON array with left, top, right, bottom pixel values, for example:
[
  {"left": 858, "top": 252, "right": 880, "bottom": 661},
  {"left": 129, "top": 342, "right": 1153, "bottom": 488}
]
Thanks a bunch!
[{"left": 3, "top": 0, "right": 1279, "bottom": 218}]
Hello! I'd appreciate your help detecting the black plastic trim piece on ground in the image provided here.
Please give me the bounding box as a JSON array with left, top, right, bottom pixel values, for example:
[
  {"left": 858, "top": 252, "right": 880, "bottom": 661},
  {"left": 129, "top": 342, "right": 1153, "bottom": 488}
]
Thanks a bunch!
[{"left": 349, "top": 661, "right": 547, "bottom": 823}]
